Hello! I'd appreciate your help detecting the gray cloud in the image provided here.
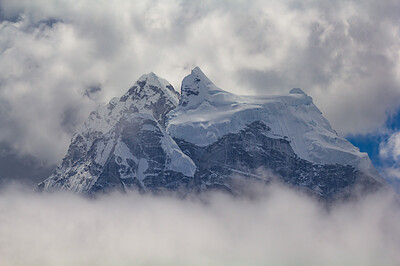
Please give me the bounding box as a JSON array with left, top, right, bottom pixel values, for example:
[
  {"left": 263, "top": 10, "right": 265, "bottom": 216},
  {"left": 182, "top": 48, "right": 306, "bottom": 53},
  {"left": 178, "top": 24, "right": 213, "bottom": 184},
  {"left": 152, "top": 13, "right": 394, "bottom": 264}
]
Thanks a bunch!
[
  {"left": 0, "top": 143, "right": 54, "bottom": 187},
  {"left": 0, "top": 184, "right": 399, "bottom": 265},
  {"left": 0, "top": 0, "right": 400, "bottom": 166}
]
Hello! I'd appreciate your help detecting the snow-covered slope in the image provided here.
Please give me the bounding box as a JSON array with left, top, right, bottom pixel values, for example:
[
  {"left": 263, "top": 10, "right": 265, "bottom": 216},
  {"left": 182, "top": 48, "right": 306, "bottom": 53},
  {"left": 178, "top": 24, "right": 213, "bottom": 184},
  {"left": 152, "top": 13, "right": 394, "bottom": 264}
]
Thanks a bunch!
[{"left": 167, "top": 67, "right": 377, "bottom": 178}]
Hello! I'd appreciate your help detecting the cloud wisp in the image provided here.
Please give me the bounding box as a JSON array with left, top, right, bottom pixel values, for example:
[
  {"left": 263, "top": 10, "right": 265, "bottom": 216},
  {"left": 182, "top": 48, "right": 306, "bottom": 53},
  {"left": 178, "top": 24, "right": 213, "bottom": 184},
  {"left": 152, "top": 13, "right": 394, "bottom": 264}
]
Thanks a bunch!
[{"left": 0, "top": 184, "right": 399, "bottom": 265}]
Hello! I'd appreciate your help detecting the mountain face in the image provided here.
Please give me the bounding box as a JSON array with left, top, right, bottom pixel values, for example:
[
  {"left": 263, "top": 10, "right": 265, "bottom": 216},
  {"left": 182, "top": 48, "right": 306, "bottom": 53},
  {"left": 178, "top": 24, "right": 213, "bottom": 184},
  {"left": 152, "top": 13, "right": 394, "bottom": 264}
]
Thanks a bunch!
[
  {"left": 39, "top": 73, "right": 195, "bottom": 193},
  {"left": 39, "top": 67, "right": 383, "bottom": 197}
]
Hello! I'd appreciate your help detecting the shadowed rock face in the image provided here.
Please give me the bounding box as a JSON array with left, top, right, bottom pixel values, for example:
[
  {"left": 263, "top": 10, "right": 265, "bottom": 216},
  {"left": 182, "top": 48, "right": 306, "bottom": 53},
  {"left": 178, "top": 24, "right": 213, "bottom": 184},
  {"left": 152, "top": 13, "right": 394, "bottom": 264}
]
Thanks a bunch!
[{"left": 39, "top": 69, "right": 383, "bottom": 198}]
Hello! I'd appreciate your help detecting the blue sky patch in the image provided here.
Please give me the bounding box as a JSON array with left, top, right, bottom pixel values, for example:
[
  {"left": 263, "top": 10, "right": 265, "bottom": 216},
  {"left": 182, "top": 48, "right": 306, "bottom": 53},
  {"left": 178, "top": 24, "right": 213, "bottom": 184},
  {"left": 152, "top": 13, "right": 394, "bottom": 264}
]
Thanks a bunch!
[{"left": 347, "top": 108, "right": 400, "bottom": 181}]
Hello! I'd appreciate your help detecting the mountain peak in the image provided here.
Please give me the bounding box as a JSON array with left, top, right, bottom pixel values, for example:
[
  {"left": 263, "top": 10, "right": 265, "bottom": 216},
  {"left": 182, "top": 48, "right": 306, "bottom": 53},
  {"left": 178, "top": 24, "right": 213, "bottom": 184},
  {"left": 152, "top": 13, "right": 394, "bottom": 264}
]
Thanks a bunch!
[
  {"left": 179, "top": 67, "right": 225, "bottom": 108},
  {"left": 138, "top": 72, "right": 174, "bottom": 92},
  {"left": 289, "top": 88, "right": 307, "bottom": 95},
  {"left": 120, "top": 72, "right": 179, "bottom": 108},
  {"left": 190, "top": 67, "right": 212, "bottom": 84}
]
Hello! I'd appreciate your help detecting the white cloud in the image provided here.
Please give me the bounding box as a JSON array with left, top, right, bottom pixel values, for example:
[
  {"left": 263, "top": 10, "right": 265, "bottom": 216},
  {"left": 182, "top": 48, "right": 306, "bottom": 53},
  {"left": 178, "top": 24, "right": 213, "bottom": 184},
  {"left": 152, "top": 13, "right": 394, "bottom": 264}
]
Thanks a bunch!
[
  {"left": 386, "top": 168, "right": 400, "bottom": 180},
  {"left": 0, "top": 184, "right": 399, "bottom": 265},
  {"left": 0, "top": 0, "right": 400, "bottom": 165},
  {"left": 380, "top": 131, "right": 400, "bottom": 179},
  {"left": 380, "top": 132, "right": 400, "bottom": 160}
]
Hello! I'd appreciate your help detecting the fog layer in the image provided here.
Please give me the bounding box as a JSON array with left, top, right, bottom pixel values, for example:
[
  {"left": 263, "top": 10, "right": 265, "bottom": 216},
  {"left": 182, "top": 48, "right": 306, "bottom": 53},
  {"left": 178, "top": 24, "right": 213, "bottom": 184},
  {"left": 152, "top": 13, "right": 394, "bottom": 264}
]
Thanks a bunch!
[{"left": 0, "top": 184, "right": 399, "bottom": 265}]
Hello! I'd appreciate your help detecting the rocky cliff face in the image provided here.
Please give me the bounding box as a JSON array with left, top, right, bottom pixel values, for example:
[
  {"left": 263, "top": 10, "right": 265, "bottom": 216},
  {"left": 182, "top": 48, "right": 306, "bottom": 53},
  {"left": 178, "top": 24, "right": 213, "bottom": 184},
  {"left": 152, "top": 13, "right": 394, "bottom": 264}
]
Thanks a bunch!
[{"left": 39, "top": 68, "right": 383, "bottom": 197}]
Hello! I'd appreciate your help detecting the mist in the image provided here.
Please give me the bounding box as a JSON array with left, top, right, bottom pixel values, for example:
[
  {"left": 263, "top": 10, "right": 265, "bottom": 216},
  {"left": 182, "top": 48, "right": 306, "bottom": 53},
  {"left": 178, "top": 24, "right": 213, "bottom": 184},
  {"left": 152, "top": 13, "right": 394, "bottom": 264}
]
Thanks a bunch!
[{"left": 0, "top": 184, "right": 399, "bottom": 265}]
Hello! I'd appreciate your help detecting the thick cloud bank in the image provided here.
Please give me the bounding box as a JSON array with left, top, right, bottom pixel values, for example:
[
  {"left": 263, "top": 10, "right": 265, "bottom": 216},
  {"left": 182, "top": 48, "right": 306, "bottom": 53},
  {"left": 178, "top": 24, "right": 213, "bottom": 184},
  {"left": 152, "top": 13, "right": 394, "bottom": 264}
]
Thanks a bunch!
[
  {"left": 1, "top": 185, "right": 399, "bottom": 265},
  {"left": 1, "top": 0, "right": 400, "bottom": 165}
]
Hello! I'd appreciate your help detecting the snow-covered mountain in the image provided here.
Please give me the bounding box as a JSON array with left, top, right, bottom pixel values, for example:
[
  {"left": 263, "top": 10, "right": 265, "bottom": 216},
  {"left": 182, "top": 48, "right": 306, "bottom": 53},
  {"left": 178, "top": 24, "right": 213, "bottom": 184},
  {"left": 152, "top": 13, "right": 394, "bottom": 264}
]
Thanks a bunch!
[{"left": 39, "top": 67, "right": 383, "bottom": 197}]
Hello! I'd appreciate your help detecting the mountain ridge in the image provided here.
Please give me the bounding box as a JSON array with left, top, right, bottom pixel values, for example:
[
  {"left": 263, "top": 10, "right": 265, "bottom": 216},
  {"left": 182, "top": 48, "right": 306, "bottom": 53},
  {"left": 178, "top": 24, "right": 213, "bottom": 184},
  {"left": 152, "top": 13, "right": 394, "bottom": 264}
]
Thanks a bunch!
[{"left": 38, "top": 67, "right": 383, "bottom": 197}]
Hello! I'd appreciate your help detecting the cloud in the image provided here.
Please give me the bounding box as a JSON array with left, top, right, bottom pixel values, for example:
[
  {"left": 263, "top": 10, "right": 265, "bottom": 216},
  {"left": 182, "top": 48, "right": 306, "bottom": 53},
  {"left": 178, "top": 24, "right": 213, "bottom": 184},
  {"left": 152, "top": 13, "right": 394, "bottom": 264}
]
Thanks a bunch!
[
  {"left": 380, "top": 132, "right": 400, "bottom": 161},
  {"left": 0, "top": 0, "right": 400, "bottom": 166},
  {"left": 0, "top": 143, "right": 54, "bottom": 188},
  {"left": 380, "top": 131, "right": 400, "bottom": 179},
  {"left": 0, "top": 184, "right": 399, "bottom": 265}
]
